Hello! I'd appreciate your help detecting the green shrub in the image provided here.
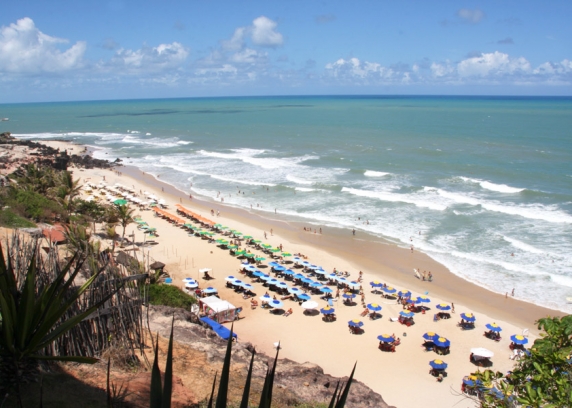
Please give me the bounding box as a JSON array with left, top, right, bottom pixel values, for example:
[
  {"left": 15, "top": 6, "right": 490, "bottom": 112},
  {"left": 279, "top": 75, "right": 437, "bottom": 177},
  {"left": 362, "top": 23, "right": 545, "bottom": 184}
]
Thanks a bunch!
[
  {"left": 5, "top": 189, "right": 62, "bottom": 221},
  {"left": 147, "top": 284, "right": 197, "bottom": 309},
  {"left": 0, "top": 208, "right": 37, "bottom": 228}
]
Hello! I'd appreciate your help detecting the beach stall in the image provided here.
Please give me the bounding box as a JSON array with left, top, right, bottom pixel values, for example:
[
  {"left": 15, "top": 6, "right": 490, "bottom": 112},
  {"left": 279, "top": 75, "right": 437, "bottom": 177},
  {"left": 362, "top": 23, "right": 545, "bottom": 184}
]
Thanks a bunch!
[{"left": 199, "top": 295, "right": 237, "bottom": 323}]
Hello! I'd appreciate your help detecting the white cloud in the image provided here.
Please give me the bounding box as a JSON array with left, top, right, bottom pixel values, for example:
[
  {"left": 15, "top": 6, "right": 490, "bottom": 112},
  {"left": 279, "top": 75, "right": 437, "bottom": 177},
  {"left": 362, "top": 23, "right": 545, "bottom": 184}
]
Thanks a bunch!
[
  {"left": 457, "top": 52, "right": 531, "bottom": 77},
  {"left": 325, "top": 58, "right": 394, "bottom": 80},
  {"left": 230, "top": 48, "right": 267, "bottom": 64},
  {"left": 109, "top": 42, "right": 189, "bottom": 72},
  {"left": 456, "top": 8, "right": 485, "bottom": 24},
  {"left": 0, "top": 17, "right": 86, "bottom": 74},
  {"left": 251, "top": 16, "right": 283, "bottom": 47}
]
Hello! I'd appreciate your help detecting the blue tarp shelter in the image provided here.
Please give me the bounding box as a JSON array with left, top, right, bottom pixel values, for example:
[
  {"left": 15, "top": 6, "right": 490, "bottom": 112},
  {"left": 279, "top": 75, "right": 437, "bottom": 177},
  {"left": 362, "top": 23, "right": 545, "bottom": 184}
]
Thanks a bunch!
[{"left": 200, "top": 316, "right": 238, "bottom": 340}]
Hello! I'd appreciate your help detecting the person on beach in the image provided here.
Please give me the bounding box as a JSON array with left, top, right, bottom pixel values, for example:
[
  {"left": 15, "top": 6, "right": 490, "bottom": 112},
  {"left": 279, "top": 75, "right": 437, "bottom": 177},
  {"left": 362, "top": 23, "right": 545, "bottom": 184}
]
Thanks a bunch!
[
  {"left": 451, "top": 302, "right": 455, "bottom": 313},
  {"left": 271, "top": 229, "right": 273, "bottom": 236},
  {"left": 428, "top": 271, "right": 433, "bottom": 281},
  {"left": 264, "top": 231, "right": 267, "bottom": 239},
  {"left": 511, "top": 288, "right": 515, "bottom": 296},
  {"left": 352, "top": 229, "right": 355, "bottom": 236}
]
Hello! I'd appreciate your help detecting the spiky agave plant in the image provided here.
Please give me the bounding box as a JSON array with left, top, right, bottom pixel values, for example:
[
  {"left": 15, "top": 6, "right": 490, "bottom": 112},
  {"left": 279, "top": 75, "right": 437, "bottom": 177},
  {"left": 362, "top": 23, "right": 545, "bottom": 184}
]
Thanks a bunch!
[{"left": 0, "top": 241, "right": 121, "bottom": 406}]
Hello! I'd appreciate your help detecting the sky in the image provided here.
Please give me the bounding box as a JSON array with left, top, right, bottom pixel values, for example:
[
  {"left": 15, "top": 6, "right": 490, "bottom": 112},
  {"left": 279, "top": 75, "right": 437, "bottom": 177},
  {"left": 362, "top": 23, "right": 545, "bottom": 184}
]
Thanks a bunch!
[{"left": 1, "top": 1, "right": 571, "bottom": 103}]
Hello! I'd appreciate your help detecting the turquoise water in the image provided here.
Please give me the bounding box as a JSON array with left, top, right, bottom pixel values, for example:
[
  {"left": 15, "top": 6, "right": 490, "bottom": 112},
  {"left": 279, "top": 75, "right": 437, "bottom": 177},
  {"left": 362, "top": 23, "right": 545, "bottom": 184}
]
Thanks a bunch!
[{"left": 2, "top": 95, "right": 572, "bottom": 311}]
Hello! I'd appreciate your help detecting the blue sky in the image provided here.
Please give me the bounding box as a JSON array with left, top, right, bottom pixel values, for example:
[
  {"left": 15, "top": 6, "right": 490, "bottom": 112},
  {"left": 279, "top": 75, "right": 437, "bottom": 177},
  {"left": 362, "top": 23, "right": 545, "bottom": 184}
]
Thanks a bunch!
[{"left": 1, "top": 1, "right": 571, "bottom": 102}]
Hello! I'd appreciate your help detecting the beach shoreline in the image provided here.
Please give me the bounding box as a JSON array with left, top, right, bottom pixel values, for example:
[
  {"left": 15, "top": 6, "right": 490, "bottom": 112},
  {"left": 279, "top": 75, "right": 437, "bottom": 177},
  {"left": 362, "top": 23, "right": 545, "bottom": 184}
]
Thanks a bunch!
[{"left": 5, "top": 137, "right": 567, "bottom": 407}]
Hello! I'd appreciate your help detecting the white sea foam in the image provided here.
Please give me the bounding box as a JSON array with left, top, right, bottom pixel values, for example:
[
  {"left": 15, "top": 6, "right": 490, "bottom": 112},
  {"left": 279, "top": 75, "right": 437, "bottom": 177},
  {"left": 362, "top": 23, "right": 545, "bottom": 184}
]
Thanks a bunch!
[
  {"left": 502, "top": 236, "right": 545, "bottom": 254},
  {"left": 119, "top": 135, "right": 190, "bottom": 148},
  {"left": 295, "top": 187, "right": 315, "bottom": 192},
  {"left": 286, "top": 175, "right": 313, "bottom": 185},
  {"left": 210, "top": 174, "right": 276, "bottom": 187},
  {"left": 198, "top": 149, "right": 319, "bottom": 170},
  {"left": 364, "top": 170, "right": 390, "bottom": 177},
  {"left": 146, "top": 133, "right": 151, "bottom": 136},
  {"left": 458, "top": 176, "right": 524, "bottom": 193},
  {"left": 341, "top": 187, "right": 448, "bottom": 211}
]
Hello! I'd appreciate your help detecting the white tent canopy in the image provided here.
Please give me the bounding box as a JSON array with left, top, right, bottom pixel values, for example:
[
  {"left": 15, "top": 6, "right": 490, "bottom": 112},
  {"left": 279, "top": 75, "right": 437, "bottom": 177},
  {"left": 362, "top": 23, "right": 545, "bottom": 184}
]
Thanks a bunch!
[{"left": 201, "top": 296, "right": 235, "bottom": 313}]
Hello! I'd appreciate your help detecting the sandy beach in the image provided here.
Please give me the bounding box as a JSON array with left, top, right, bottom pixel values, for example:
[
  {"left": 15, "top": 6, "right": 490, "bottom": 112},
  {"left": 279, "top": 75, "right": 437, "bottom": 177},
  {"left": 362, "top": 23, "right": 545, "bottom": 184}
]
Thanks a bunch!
[{"left": 3, "top": 139, "right": 566, "bottom": 407}]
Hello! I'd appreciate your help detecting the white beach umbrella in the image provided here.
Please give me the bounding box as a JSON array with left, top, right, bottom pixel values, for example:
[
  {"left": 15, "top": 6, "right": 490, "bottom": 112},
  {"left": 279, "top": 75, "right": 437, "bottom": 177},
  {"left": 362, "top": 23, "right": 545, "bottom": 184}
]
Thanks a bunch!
[
  {"left": 470, "top": 347, "right": 494, "bottom": 358},
  {"left": 158, "top": 199, "right": 166, "bottom": 205},
  {"left": 199, "top": 268, "right": 212, "bottom": 274},
  {"left": 301, "top": 300, "right": 319, "bottom": 309}
]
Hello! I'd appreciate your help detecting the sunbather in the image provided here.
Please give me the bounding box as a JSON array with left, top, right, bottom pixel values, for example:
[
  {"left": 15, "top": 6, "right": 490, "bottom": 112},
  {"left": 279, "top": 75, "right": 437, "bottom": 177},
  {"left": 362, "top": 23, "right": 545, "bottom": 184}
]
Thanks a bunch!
[{"left": 283, "top": 308, "right": 293, "bottom": 317}]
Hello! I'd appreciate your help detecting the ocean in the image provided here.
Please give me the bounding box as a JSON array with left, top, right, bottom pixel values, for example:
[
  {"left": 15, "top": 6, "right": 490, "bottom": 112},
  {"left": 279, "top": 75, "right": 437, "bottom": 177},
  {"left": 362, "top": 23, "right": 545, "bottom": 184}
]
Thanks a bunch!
[{"left": 2, "top": 95, "right": 572, "bottom": 312}]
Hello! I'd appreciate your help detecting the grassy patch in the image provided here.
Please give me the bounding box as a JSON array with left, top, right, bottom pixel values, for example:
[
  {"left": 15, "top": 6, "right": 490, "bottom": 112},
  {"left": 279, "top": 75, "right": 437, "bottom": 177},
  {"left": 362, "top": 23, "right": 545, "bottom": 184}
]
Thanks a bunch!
[
  {"left": 148, "top": 283, "right": 197, "bottom": 309},
  {"left": 0, "top": 208, "right": 37, "bottom": 228}
]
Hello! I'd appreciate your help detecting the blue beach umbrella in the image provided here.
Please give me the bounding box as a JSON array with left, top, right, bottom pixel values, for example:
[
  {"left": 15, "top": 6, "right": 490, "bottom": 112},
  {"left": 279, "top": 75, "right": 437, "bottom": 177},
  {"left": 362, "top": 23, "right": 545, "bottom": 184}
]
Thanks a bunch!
[
  {"left": 242, "top": 283, "right": 253, "bottom": 291},
  {"left": 436, "top": 303, "right": 451, "bottom": 311},
  {"left": 314, "top": 269, "right": 327, "bottom": 275},
  {"left": 294, "top": 273, "right": 305, "bottom": 279},
  {"left": 259, "top": 294, "right": 273, "bottom": 302},
  {"left": 423, "top": 332, "right": 439, "bottom": 341},
  {"left": 399, "top": 311, "right": 414, "bottom": 318},
  {"left": 320, "top": 287, "right": 333, "bottom": 294},
  {"left": 202, "top": 287, "right": 218, "bottom": 294},
  {"left": 429, "top": 359, "right": 448, "bottom": 370},
  {"left": 377, "top": 334, "right": 395, "bottom": 343},
  {"left": 336, "top": 277, "right": 349, "bottom": 284},
  {"left": 370, "top": 281, "right": 383, "bottom": 288},
  {"left": 301, "top": 277, "right": 314, "bottom": 284},
  {"left": 232, "top": 279, "right": 244, "bottom": 286},
  {"left": 486, "top": 323, "right": 502, "bottom": 332},
  {"left": 398, "top": 290, "right": 411, "bottom": 298},
  {"left": 510, "top": 335, "right": 529, "bottom": 345},
  {"left": 268, "top": 262, "right": 280, "bottom": 267},
  {"left": 418, "top": 295, "right": 431, "bottom": 303},
  {"left": 320, "top": 307, "right": 335, "bottom": 315},
  {"left": 225, "top": 275, "right": 236, "bottom": 282},
  {"left": 183, "top": 277, "right": 195, "bottom": 282},
  {"left": 367, "top": 303, "right": 382, "bottom": 312},
  {"left": 268, "top": 279, "right": 279, "bottom": 285},
  {"left": 382, "top": 286, "right": 397, "bottom": 294},
  {"left": 348, "top": 319, "right": 364, "bottom": 328},
  {"left": 342, "top": 293, "right": 356, "bottom": 299},
  {"left": 276, "top": 282, "right": 289, "bottom": 289},
  {"left": 434, "top": 337, "right": 451, "bottom": 348},
  {"left": 273, "top": 265, "right": 286, "bottom": 272},
  {"left": 348, "top": 281, "right": 361, "bottom": 290},
  {"left": 259, "top": 274, "right": 271, "bottom": 281},
  {"left": 460, "top": 313, "right": 476, "bottom": 322},
  {"left": 253, "top": 271, "right": 265, "bottom": 277},
  {"left": 328, "top": 273, "right": 338, "bottom": 280},
  {"left": 310, "top": 282, "right": 323, "bottom": 288},
  {"left": 269, "top": 299, "right": 284, "bottom": 308},
  {"left": 407, "top": 297, "right": 422, "bottom": 304},
  {"left": 244, "top": 264, "right": 258, "bottom": 271},
  {"left": 298, "top": 293, "right": 312, "bottom": 301},
  {"left": 288, "top": 287, "right": 302, "bottom": 294},
  {"left": 283, "top": 269, "right": 295, "bottom": 275}
]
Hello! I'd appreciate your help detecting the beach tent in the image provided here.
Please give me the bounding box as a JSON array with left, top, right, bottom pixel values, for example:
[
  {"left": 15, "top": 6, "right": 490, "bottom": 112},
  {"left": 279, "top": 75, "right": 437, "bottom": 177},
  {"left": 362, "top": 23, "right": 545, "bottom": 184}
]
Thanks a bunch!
[{"left": 199, "top": 295, "right": 237, "bottom": 323}]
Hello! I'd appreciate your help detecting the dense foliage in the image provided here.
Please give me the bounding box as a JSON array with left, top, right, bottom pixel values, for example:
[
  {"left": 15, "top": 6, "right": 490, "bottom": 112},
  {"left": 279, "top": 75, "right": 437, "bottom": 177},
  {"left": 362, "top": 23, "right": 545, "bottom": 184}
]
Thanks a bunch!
[
  {"left": 472, "top": 315, "right": 572, "bottom": 407},
  {"left": 147, "top": 284, "right": 197, "bottom": 309}
]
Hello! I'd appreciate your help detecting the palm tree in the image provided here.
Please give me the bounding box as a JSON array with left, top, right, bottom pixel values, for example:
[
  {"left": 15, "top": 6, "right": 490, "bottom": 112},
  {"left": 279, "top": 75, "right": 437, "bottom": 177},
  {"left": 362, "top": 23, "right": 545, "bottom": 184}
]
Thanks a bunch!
[{"left": 115, "top": 204, "right": 135, "bottom": 246}]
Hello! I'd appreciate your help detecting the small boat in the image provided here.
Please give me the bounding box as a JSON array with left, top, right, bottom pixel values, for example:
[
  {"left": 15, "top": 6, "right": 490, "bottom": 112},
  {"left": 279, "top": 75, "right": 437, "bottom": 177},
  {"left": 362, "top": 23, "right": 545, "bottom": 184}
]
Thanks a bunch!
[
  {"left": 1, "top": 118, "right": 8, "bottom": 121},
  {"left": 566, "top": 297, "right": 572, "bottom": 304}
]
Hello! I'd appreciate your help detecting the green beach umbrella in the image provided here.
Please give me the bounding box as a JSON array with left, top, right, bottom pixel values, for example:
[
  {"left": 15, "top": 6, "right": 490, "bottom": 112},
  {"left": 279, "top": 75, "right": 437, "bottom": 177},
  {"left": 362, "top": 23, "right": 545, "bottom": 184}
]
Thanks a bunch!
[
  {"left": 216, "top": 239, "right": 228, "bottom": 244},
  {"left": 281, "top": 252, "right": 292, "bottom": 257},
  {"left": 255, "top": 256, "right": 266, "bottom": 261},
  {"left": 253, "top": 240, "right": 262, "bottom": 244},
  {"left": 233, "top": 232, "right": 243, "bottom": 236},
  {"left": 228, "top": 245, "right": 238, "bottom": 250},
  {"left": 184, "top": 223, "right": 194, "bottom": 228},
  {"left": 235, "top": 250, "right": 246, "bottom": 256},
  {"left": 270, "top": 247, "right": 281, "bottom": 253},
  {"left": 114, "top": 199, "right": 128, "bottom": 206},
  {"left": 262, "top": 244, "right": 272, "bottom": 249},
  {"left": 220, "top": 226, "right": 229, "bottom": 230},
  {"left": 243, "top": 235, "right": 253, "bottom": 239},
  {"left": 214, "top": 223, "right": 223, "bottom": 228},
  {"left": 244, "top": 253, "right": 255, "bottom": 258},
  {"left": 204, "top": 231, "right": 215, "bottom": 236}
]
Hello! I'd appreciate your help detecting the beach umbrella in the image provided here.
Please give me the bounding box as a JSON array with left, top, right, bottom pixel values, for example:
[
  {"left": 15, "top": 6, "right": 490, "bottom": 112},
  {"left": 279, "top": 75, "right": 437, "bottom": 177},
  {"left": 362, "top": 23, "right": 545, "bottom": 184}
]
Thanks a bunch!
[
  {"left": 259, "top": 274, "right": 271, "bottom": 281},
  {"left": 276, "top": 282, "right": 289, "bottom": 289},
  {"left": 377, "top": 334, "right": 395, "bottom": 343},
  {"left": 214, "top": 223, "right": 223, "bottom": 228},
  {"left": 367, "top": 303, "right": 382, "bottom": 312},
  {"left": 423, "top": 332, "right": 439, "bottom": 341},
  {"left": 294, "top": 273, "right": 305, "bottom": 279},
  {"left": 301, "top": 301, "right": 319, "bottom": 309},
  {"left": 288, "top": 287, "right": 302, "bottom": 295},
  {"left": 418, "top": 295, "right": 431, "bottom": 303},
  {"left": 462, "top": 376, "right": 481, "bottom": 387},
  {"left": 460, "top": 313, "right": 476, "bottom": 322},
  {"left": 470, "top": 347, "right": 494, "bottom": 358},
  {"left": 228, "top": 245, "right": 238, "bottom": 250},
  {"left": 336, "top": 277, "right": 349, "bottom": 284},
  {"left": 282, "top": 269, "right": 295, "bottom": 275},
  {"left": 243, "top": 235, "right": 253, "bottom": 239},
  {"left": 320, "top": 306, "right": 335, "bottom": 315},
  {"left": 268, "top": 300, "right": 284, "bottom": 308},
  {"left": 242, "top": 283, "right": 254, "bottom": 291},
  {"left": 202, "top": 287, "right": 218, "bottom": 294},
  {"left": 301, "top": 277, "right": 314, "bottom": 285},
  {"left": 269, "top": 262, "right": 280, "bottom": 267},
  {"left": 244, "top": 253, "right": 255, "bottom": 258},
  {"left": 253, "top": 271, "right": 265, "bottom": 277},
  {"left": 225, "top": 276, "right": 237, "bottom": 282},
  {"left": 510, "top": 335, "right": 529, "bottom": 345},
  {"left": 216, "top": 239, "right": 228, "bottom": 244},
  {"left": 407, "top": 297, "right": 422, "bottom": 304},
  {"left": 310, "top": 281, "right": 322, "bottom": 288},
  {"left": 255, "top": 256, "right": 266, "bottom": 262},
  {"left": 301, "top": 261, "right": 311, "bottom": 267},
  {"left": 268, "top": 279, "right": 279, "bottom": 285},
  {"left": 270, "top": 247, "right": 281, "bottom": 253},
  {"left": 348, "top": 281, "right": 361, "bottom": 290},
  {"left": 398, "top": 290, "right": 411, "bottom": 298},
  {"left": 185, "top": 281, "right": 199, "bottom": 289},
  {"left": 382, "top": 286, "right": 397, "bottom": 294},
  {"left": 273, "top": 265, "right": 286, "bottom": 272},
  {"left": 320, "top": 287, "right": 333, "bottom": 294},
  {"left": 429, "top": 359, "right": 448, "bottom": 370},
  {"left": 436, "top": 303, "right": 451, "bottom": 311},
  {"left": 434, "top": 337, "right": 451, "bottom": 348},
  {"left": 399, "top": 311, "right": 414, "bottom": 318},
  {"left": 314, "top": 268, "right": 327, "bottom": 275},
  {"left": 199, "top": 268, "right": 212, "bottom": 274},
  {"left": 262, "top": 244, "right": 272, "bottom": 249},
  {"left": 252, "top": 239, "right": 261, "bottom": 243},
  {"left": 183, "top": 277, "right": 195, "bottom": 282},
  {"left": 114, "top": 199, "right": 128, "bottom": 206},
  {"left": 298, "top": 293, "right": 312, "bottom": 301},
  {"left": 281, "top": 252, "right": 292, "bottom": 257},
  {"left": 259, "top": 294, "right": 273, "bottom": 302},
  {"left": 232, "top": 279, "right": 244, "bottom": 286},
  {"left": 349, "top": 319, "right": 364, "bottom": 328},
  {"left": 235, "top": 250, "right": 246, "bottom": 256},
  {"left": 244, "top": 264, "right": 258, "bottom": 271},
  {"left": 342, "top": 293, "right": 356, "bottom": 299},
  {"left": 370, "top": 281, "right": 383, "bottom": 288},
  {"left": 486, "top": 323, "right": 502, "bottom": 332}
]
